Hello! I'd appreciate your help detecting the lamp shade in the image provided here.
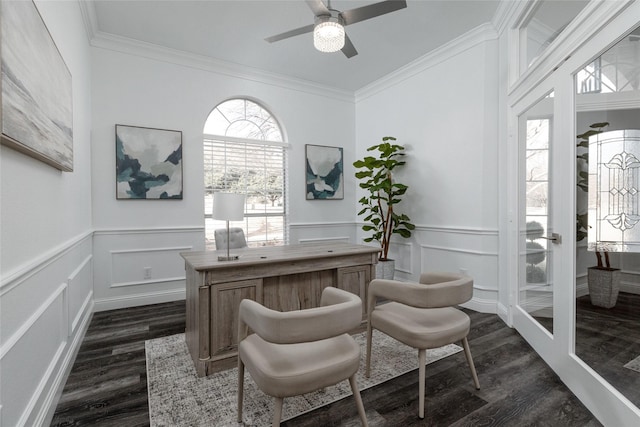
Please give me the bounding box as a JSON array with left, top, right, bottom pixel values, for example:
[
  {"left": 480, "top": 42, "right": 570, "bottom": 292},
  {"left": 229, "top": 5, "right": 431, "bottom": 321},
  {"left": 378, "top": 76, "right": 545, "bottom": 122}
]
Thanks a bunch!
[{"left": 212, "top": 193, "right": 245, "bottom": 221}]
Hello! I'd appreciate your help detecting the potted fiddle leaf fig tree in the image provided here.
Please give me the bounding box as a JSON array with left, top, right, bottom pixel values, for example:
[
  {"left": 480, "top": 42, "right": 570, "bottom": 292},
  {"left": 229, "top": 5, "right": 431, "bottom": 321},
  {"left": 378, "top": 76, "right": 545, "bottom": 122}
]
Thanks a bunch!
[{"left": 353, "top": 136, "right": 415, "bottom": 279}]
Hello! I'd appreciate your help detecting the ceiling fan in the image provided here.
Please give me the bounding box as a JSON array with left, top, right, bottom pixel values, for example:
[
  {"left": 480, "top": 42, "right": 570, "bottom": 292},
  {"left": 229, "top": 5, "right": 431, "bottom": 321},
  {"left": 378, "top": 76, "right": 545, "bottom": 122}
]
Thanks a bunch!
[{"left": 265, "top": 0, "right": 407, "bottom": 58}]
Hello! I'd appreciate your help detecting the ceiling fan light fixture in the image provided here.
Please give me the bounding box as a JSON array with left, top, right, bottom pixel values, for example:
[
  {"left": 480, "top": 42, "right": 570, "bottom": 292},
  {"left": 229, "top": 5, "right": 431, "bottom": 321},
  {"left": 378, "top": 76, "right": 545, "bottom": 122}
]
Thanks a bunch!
[{"left": 313, "top": 17, "right": 345, "bottom": 53}]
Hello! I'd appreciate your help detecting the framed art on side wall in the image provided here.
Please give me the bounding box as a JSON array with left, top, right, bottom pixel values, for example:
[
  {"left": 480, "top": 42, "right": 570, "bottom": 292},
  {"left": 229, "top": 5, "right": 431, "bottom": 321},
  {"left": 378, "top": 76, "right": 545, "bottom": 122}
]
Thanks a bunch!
[
  {"left": 305, "top": 144, "right": 344, "bottom": 200},
  {"left": 116, "top": 124, "right": 183, "bottom": 199},
  {"left": 0, "top": 0, "right": 73, "bottom": 171}
]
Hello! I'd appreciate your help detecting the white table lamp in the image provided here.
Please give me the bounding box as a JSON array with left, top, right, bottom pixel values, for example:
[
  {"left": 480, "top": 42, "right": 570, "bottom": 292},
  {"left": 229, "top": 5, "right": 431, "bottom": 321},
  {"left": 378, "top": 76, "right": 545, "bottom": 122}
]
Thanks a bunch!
[{"left": 213, "top": 192, "right": 245, "bottom": 261}]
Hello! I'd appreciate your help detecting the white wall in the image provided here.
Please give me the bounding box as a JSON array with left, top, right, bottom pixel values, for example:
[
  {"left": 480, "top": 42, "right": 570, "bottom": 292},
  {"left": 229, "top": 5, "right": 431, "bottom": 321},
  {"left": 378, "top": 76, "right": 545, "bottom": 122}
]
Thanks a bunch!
[
  {"left": 90, "top": 43, "right": 358, "bottom": 309},
  {"left": 354, "top": 33, "right": 500, "bottom": 312},
  {"left": 0, "top": 2, "right": 93, "bottom": 426}
]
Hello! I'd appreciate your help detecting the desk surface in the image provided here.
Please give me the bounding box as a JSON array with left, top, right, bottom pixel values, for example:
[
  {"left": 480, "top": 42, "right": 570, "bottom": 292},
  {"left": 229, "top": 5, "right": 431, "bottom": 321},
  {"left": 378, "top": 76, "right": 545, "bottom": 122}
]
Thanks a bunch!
[{"left": 181, "top": 241, "right": 380, "bottom": 271}]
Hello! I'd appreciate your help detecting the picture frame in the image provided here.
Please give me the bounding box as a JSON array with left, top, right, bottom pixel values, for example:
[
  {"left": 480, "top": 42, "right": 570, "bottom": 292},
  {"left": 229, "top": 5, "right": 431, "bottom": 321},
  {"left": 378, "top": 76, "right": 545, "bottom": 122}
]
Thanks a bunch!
[
  {"left": 116, "top": 124, "right": 183, "bottom": 200},
  {"left": 0, "top": 0, "right": 73, "bottom": 171},
  {"left": 305, "top": 144, "right": 344, "bottom": 200}
]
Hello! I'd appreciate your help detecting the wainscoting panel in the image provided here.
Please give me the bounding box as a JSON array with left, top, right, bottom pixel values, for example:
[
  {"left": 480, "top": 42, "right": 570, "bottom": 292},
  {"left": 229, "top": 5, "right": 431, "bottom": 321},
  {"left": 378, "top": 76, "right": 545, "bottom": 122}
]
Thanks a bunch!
[
  {"left": 420, "top": 226, "right": 498, "bottom": 313},
  {"left": 389, "top": 241, "right": 412, "bottom": 274},
  {"left": 355, "top": 224, "right": 500, "bottom": 313},
  {"left": 93, "top": 227, "right": 204, "bottom": 311},
  {"left": 67, "top": 255, "right": 93, "bottom": 336},
  {"left": 0, "top": 233, "right": 93, "bottom": 427},
  {"left": 290, "top": 222, "right": 357, "bottom": 246},
  {"left": 110, "top": 246, "right": 191, "bottom": 287}
]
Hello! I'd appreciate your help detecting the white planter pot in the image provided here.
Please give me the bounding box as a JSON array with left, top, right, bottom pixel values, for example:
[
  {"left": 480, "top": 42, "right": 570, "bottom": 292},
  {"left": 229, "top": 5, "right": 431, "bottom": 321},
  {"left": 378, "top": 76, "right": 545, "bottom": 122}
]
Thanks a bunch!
[
  {"left": 587, "top": 266, "right": 620, "bottom": 308},
  {"left": 375, "top": 259, "right": 395, "bottom": 280}
]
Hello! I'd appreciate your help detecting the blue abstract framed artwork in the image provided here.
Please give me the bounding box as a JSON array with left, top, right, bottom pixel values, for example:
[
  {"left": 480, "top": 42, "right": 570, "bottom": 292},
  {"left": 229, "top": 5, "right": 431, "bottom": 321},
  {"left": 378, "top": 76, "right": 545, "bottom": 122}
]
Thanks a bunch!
[
  {"left": 305, "top": 144, "right": 344, "bottom": 200},
  {"left": 116, "top": 124, "right": 183, "bottom": 199}
]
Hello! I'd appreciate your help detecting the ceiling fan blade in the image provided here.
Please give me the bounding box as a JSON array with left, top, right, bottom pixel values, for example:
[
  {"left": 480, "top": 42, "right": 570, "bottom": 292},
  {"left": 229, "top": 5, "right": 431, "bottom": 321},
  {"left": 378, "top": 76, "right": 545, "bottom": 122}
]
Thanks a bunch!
[
  {"left": 341, "top": 33, "right": 358, "bottom": 58},
  {"left": 340, "top": 0, "right": 407, "bottom": 26},
  {"left": 306, "top": 0, "right": 330, "bottom": 16},
  {"left": 265, "top": 23, "right": 315, "bottom": 43}
]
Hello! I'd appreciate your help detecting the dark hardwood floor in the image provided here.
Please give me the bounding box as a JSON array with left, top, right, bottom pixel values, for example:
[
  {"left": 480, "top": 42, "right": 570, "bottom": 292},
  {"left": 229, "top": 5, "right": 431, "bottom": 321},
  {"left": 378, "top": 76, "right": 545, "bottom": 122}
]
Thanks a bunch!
[
  {"left": 52, "top": 301, "right": 601, "bottom": 426},
  {"left": 575, "top": 292, "right": 640, "bottom": 409},
  {"left": 51, "top": 301, "right": 186, "bottom": 427}
]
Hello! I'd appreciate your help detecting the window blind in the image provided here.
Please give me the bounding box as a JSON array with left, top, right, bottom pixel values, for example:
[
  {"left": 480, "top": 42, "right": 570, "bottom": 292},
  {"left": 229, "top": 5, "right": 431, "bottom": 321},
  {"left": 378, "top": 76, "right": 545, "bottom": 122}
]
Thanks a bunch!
[{"left": 204, "top": 136, "right": 288, "bottom": 248}]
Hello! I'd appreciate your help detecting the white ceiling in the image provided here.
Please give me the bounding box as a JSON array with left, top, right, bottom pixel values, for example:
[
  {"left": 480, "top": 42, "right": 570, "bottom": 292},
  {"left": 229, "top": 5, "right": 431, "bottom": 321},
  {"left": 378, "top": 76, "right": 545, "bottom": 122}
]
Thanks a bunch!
[{"left": 90, "top": 0, "right": 502, "bottom": 92}]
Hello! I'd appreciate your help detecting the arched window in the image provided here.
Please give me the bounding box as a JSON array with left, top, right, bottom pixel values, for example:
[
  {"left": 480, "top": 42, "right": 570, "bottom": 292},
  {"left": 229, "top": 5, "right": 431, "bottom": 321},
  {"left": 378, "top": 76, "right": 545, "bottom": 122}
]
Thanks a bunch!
[{"left": 203, "top": 99, "right": 287, "bottom": 249}]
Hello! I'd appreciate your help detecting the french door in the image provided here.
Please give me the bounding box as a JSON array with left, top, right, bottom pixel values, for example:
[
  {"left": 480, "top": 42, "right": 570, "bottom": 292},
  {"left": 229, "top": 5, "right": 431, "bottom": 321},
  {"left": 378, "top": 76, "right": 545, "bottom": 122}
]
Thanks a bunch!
[
  {"left": 511, "top": 79, "right": 573, "bottom": 365},
  {"left": 508, "top": 2, "right": 640, "bottom": 424}
]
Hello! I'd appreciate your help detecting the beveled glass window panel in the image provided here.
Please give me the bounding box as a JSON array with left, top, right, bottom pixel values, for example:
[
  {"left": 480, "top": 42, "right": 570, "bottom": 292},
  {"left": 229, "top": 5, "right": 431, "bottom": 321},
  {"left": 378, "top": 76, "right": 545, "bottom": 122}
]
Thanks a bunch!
[
  {"left": 204, "top": 99, "right": 283, "bottom": 142},
  {"left": 519, "top": 0, "right": 589, "bottom": 74},
  {"left": 519, "top": 92, "right": 555, "bottom": 333},
  {"left": 589, "top": 130, "right": 640, "bottom": 252},
  {"left": 577, "top": 26, "right": 640, "bottom": 94}
]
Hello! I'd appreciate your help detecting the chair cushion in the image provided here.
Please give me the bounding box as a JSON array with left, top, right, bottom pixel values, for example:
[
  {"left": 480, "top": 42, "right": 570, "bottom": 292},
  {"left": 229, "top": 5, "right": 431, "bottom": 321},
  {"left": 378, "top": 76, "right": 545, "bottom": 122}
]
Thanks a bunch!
[
  {"left": 370, "top": 302, "right": 470, "bottom": 349},
  {"left": 239, "top": 333, "right": 360, "bottom": 398}
]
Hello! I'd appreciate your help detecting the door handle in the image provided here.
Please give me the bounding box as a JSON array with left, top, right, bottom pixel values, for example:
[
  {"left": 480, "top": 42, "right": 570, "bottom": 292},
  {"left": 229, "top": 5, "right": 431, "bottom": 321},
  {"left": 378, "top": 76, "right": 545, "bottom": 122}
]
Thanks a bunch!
[{"left": 541, "top": 233, "right": 562, "bottom": 244}]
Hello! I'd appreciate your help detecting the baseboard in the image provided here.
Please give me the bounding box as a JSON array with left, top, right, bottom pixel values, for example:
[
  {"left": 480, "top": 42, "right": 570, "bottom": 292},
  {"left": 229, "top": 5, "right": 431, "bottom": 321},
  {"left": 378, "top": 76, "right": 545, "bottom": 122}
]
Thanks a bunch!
[
  {"left": 93, "top": 288, "right": 186, "bottom": 312},
  {"left": 576, "top": 282, "right": 589, "bottom": 298},
  {"left": 496, "top": 301, "right": 511, "bottom": 327},
  {"left": 620, "top": 280, "right": 640, "bottom": 295},
  {"left": 32, "top": 296, "right": 94, "bottom": 427},
  {"left": 462, "top": 296, "right": 498, "bottom": 314}
]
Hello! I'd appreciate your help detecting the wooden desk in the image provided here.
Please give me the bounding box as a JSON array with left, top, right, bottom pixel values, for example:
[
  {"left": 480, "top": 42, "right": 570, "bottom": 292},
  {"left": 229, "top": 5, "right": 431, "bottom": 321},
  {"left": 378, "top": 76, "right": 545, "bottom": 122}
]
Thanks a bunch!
[{"left": 181, "top": 242, "right": 380, "bottom": 376}]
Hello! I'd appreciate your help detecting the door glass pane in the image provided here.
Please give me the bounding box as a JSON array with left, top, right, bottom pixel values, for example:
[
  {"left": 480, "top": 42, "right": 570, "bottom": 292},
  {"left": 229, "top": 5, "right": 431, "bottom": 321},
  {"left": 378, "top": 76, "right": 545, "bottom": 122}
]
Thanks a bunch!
[
  {"left": 575, "top": 25, "right": 640, "bottom": 410},
  {"left": 519, "top": 91, "right": 555, "bottom": 334}
]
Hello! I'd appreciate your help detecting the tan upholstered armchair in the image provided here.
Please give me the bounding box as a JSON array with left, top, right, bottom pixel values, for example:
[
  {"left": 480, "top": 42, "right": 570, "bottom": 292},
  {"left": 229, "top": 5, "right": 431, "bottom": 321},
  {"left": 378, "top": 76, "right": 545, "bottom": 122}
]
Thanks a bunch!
[
  {"left": 365, "top": 272, "right": 480, "bottom": 419},
  {"left": 237, "top": 287, "right": 368, "bottom": 426}
]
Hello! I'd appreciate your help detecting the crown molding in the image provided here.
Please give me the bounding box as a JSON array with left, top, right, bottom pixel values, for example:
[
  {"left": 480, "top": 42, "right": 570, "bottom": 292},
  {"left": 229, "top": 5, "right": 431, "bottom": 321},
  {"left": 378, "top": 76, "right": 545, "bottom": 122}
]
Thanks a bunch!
[
  {"left": 90, "top": 31, "right": 355, "bottom": 103},
  {"left": 78, "top": 9, "right": 355, "bottom": 104},
  {"left": 77, "top": 0, "right": 98, "bottom": 42},
  {"left": 491, "top": 0, "right": 523, "bottom": 36},
  {"left": 355, "top": 22, "right": 499, "bottom": 102}
]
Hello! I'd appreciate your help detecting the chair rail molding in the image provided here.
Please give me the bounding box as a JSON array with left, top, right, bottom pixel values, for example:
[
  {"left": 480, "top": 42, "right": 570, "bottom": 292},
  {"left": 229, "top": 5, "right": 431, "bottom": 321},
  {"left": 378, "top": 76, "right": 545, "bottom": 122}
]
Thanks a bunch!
[
  {"left": 290, "top": 221, "right": 356, "bottom": 228},
  {"left": 77, "top": 0, "right": 353, "bottom": 104},
  {"left": 0, "top": 230, "right": 93, "bottom": 295},
  {"left": 93, "top": 225, "right": 204, "bottom": 236}
]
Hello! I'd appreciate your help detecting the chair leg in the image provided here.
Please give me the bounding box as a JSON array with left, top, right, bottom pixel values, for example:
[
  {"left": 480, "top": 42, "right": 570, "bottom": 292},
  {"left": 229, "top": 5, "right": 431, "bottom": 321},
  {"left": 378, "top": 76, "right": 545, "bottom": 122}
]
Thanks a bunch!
[
  {"left": 365, "top": 323, "right": 373, "bottom": 378},
  {"left": 348, "top": 374, "right": 369, "bottom": 427},
  {"left": 237, "top": 358, "right": 245, "bottom": 423},
  {"left": 418, "top": 348, "right": 426, "bottom": 419},
  {"left": 462, "top": 337, "right": 480, "bottom": 390},
  {"left": 272, "top": 397, "right": 284, "bottom": 427}
]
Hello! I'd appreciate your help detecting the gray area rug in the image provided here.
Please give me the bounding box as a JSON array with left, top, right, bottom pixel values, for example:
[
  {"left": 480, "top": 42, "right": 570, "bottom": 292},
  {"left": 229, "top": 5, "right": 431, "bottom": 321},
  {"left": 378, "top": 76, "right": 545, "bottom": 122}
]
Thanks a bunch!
[
  {"left": 624, "top": 355, "right": 640, "bottom": 373},
  {"left": 146, "top": 331, "right": 462, "bottom": 426}
]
